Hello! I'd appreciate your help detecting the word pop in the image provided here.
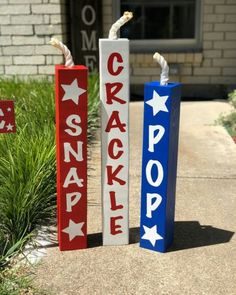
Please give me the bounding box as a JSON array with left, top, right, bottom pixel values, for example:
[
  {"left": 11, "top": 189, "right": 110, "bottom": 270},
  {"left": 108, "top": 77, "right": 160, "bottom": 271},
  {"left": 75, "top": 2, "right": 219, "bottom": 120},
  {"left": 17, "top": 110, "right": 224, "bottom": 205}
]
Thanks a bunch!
[
  {"left": 99, "top": 39, "right": 129, "bottom": 245},
  {"left": 56, "top": 65, "right": 88, "bottom": 251},
  {"left": 140, "top": 82, "right": 181, "bottom": 252}
]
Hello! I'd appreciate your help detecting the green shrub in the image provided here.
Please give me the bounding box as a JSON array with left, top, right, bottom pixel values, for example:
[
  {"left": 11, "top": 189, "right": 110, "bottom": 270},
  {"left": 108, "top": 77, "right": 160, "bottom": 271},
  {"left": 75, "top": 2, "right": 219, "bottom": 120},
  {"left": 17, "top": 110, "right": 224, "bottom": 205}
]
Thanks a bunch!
[
  {"left": 0, "top": 75, "right": 99, "bottom": 268},
  {"left": 218, "top": 89, "right": 236, "bottom": 136},
  {"left": 228, "top": 89, "right": 236, "bottom": 109},
  {"left": 88, "top": 73, "right": 100, "bottom": 141}
]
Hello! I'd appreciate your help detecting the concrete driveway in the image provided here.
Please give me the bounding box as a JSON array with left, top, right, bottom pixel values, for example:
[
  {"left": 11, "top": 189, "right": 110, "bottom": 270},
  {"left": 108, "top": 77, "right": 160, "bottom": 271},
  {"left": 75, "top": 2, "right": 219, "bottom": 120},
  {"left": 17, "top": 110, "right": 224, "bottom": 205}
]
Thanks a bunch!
[{"left": 35, "top": 101, "right": 236, "bottom": 295}]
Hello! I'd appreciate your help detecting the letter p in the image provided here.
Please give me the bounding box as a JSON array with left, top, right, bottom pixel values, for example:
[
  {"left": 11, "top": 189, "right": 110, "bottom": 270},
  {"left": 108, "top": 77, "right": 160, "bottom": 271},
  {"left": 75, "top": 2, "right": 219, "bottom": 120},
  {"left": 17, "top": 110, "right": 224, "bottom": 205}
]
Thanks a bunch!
[
  {"left": 148, "top": 125, "right": 165, "bottom": 152},
  {"left": 66, "top": 192, "right": 81, "bottom": 212},
  {"left": 146, "top": 193, "right": 162, "bottom": 218}
]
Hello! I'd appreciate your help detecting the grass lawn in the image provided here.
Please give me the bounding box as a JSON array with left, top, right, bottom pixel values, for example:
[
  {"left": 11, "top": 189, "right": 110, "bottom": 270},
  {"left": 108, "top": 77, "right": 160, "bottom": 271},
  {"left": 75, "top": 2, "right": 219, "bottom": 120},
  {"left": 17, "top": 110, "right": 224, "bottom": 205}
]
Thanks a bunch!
[{"left": 0, "top": 266, "right": 48, "bottom": 295}]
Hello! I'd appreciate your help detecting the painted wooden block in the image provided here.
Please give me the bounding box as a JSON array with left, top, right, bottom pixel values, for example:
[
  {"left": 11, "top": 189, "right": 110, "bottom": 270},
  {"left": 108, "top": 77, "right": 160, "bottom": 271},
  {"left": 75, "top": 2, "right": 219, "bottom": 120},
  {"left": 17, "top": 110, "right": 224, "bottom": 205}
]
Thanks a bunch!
[
  {"left": 55, "top": 65, "right": 88, "bottom": 251},
  {"left": 99, "top": 39, "right": 129, "bottom": 245},
  {"left": 0, "top": 100, "right": 16, "bottom": 134},
  {"left": 140, "top": 82, "right": 181, "bottom": 252}
]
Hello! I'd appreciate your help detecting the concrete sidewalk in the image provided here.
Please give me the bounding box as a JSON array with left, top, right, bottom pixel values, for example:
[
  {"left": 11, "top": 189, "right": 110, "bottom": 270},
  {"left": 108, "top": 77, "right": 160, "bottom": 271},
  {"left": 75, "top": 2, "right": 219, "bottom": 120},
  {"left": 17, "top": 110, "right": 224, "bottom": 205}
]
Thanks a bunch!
[{"left": 35, "top": 101, "right": 236, "bottom": 295}]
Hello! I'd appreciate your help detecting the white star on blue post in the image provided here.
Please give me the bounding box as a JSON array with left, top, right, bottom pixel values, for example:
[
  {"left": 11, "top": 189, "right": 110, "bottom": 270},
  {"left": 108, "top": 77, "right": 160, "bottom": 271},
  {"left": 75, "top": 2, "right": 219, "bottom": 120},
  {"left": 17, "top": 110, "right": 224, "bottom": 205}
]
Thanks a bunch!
[
  {"left": 141, "top": 225, "right": 163, "bottom": 247},
  {"left": 146, "top": 90, "right": 169, "bottom": 116}
]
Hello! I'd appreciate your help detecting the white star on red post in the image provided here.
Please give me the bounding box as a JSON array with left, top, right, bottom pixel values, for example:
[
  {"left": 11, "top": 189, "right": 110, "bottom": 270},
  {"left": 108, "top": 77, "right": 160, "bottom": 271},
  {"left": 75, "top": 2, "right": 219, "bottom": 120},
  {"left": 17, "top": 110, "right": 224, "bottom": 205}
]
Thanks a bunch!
[
  {"left": 146, "top": 90, "right": 169, "bottom": 116},
  {"left": 141, "top": 225, "right": 163, "bottom": 247},
  {"left": 61, "top": 79, "right": 86, "bottom": 105},
  {"left": 62, "top": 219, "right": 85, "bottom": 241},
  {"left": 6, "top": 123, "right": 14, "bottom": 131}
]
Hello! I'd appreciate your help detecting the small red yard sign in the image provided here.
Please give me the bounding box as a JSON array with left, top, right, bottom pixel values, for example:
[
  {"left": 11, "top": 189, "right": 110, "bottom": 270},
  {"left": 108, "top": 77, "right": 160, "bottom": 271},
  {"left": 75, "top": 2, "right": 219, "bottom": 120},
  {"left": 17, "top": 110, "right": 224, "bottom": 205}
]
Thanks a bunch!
[{"left": 0, "top": 100, "right": 16, "bottom": 134}]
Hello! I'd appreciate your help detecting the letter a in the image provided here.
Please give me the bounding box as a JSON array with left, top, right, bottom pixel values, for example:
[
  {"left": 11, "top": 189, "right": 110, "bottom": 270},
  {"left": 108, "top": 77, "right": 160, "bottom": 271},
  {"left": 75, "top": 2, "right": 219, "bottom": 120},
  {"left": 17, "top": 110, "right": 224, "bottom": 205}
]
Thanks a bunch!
[
  {"left": 105, "top": 111, "right": 126, "bottom": 133},
  {"left": 63, "top": 167, "right": 84, "bottom": 188}
]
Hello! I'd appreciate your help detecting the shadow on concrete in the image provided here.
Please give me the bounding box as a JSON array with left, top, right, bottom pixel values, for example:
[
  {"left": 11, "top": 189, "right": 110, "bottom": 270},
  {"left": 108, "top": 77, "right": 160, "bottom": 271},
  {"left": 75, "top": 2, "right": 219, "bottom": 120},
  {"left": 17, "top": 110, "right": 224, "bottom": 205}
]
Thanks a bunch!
[
  {"left": 168, "top": 221, "right": 234, "bottom": 252},
  {"left": 129, "top": 227, "right": 140, "bottom": 244},
  {"left": 34, "top": 229, "right": 140, "bottom": 249},
  {"left": 87, "top": 232, "right": 102, "bottom": 248},
  {"left": 37, "top": 222, "right": 234, "bottom": 251},
  {"left": 87, "top": 228, "right": 140, "bottom": 248},
  {"left": 125, "top": 222, "right": 234, "bottom": 252}
]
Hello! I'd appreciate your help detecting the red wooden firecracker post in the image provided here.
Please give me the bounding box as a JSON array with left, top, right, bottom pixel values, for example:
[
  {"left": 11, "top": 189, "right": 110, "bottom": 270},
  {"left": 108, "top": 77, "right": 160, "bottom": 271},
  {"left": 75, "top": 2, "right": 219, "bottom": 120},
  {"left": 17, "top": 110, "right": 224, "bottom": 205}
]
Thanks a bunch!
[
  {"left": 55, "top": 65, "right": 88, "bottom": 251},
  {"left": 0, "top": 100, "right": 16, "bottom": 134}
]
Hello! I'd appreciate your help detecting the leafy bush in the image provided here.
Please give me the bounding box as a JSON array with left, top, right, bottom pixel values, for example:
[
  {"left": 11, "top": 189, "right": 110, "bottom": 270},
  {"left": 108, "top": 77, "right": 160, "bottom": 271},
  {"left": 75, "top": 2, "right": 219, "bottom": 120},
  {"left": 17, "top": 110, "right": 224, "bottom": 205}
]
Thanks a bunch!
[
  {"left": 228, "top": 89, "right": 236, "bottom": 109},
  {"left": 219, "top": 90, "right": 236, "bottom": 136},
  {"left": 0, "top": 76, "right": 99, "bottom": 268}
]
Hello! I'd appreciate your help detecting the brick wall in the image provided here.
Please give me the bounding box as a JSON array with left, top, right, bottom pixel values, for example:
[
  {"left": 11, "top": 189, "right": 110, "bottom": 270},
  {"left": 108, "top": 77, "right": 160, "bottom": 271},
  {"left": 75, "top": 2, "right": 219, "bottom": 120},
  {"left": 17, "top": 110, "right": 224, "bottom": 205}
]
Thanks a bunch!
[
  {"left": 0, "top": 0, "right": 236, "bottom": 87},
  {"left": 102, "top": 0, "right": 236, "bottom": 87},
  {"left": 0, "top": 0, "right": 68, "bottom": 79},
  {"left": 102, "top": 0, "right": 113, "bottom": 38}
]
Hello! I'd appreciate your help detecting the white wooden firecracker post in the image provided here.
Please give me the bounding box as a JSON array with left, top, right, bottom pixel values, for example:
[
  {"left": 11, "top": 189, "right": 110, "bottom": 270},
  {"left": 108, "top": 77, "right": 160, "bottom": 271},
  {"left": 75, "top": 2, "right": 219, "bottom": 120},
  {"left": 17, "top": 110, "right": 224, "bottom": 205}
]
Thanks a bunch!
[{"left": 99, "top": 39, "right": 129, "bottom": 245}]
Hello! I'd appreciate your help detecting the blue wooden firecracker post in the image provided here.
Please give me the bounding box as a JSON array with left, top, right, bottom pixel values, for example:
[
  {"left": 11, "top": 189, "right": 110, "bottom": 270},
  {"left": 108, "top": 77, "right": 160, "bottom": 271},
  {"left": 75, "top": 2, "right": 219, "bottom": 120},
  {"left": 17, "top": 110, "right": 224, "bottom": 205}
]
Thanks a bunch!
[{"left": 140, "top": 81, "right": 181, "bottom": 252}]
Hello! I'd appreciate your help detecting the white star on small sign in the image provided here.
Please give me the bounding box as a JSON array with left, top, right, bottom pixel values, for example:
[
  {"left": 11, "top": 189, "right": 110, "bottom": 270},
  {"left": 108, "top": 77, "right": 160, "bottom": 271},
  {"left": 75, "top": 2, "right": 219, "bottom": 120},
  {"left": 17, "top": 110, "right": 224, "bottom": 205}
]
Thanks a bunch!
[
  {"left": 62, "top": 219, "right": 84, "bottom": 241},
  {"left": 141, "top": 225, "right": 163, "bottom": 247},
  {"left": 146, "top": 90, "right": 169, "bottom": 116},
  {"left": 7, "top": 108, "right": 11, "bottom": 112},
  {"left": 6, "top": 123, "right": 14, "bottom": 131},
  {"left": 61, "top": 79, "right": 86, "bottom": 105}
]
